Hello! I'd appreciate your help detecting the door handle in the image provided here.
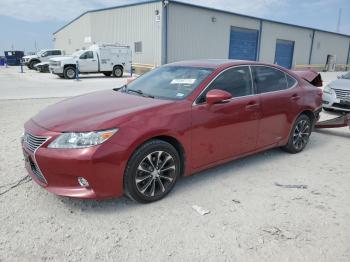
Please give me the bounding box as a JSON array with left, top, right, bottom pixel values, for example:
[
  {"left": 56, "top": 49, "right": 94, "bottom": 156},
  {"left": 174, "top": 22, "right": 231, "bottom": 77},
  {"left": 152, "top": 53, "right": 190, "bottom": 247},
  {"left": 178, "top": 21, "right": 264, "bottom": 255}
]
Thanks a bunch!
[
  {"left": 290, "top": 94, "right": 301, "bottom": 101},
  {"left": 245, "top": 102, "right": 259, "bottom": 111}
]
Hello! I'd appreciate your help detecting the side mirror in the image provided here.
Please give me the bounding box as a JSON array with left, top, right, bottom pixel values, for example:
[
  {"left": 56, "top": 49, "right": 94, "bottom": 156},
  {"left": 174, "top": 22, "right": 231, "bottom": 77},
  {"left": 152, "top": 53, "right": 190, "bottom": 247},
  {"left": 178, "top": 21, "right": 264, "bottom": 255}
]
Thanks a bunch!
[{"left": 206, "top": 89, "right": 232, "bottom": 104}]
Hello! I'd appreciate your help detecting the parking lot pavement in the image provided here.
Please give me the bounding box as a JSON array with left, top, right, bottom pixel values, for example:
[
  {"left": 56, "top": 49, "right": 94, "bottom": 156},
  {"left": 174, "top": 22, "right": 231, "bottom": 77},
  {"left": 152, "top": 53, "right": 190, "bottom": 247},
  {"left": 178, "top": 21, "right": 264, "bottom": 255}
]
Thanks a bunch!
[
  {"left": 0, "top": 67, "right": 350, "bottom": 261},
  {"left": 0, "top": 66, "right": 128, "bottom": 100}
]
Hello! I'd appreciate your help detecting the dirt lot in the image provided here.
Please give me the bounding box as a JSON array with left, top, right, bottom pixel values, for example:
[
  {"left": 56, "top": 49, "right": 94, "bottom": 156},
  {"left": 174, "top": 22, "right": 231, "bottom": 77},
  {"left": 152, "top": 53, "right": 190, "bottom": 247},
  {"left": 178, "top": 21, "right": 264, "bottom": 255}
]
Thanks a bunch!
[{"left": 0, "top": 66, "right": 349, "bottom": 262}]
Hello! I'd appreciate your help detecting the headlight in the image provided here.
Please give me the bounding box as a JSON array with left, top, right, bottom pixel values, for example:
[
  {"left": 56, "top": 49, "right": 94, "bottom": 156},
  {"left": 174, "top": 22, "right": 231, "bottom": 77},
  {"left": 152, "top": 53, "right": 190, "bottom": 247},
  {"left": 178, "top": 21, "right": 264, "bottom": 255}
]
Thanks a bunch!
[
  {"left": 48, "top": 129, "right": 118, "bottom": 149},
  {"left": 323, "top": 85, "right": 334, "bottom": 95}
]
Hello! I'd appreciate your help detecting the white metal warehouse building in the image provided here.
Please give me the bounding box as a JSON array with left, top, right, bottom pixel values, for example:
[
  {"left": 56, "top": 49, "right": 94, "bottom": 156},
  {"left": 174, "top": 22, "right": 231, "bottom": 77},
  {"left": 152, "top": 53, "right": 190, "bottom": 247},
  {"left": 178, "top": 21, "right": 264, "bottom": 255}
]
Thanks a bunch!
[{"left": 53, "top": 0, "right": 350, "bottom": 69}]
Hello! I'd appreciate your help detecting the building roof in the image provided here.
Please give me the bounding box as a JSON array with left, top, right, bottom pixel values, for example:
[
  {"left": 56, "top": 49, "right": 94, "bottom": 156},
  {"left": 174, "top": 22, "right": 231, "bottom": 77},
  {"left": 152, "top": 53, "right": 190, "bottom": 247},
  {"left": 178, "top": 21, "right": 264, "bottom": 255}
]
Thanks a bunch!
[{"left": 53, "top": 0, "right": 350, "bottom": 38}]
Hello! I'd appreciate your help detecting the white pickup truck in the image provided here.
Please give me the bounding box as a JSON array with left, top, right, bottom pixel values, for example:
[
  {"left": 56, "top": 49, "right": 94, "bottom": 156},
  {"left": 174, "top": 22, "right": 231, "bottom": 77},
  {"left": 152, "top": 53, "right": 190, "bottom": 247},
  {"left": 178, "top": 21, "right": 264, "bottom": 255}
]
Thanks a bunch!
[
  {"left": 22, "top": 49, "right": 64, "bottom": 69},
  {"left": 49, "top": 44, "right": 132, "bottom": 79}
]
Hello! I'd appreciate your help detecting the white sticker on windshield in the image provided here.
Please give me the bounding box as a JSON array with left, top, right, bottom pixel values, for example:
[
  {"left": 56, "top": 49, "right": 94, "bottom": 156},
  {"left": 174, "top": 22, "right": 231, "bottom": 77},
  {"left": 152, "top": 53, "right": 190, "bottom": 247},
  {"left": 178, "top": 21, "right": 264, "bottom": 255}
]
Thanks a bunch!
[
  {"left": 176, "top": 93, "right": 185, "bottom": 97},
  {"left": 171, "top": 79, "right": 196, "bottom": 85}
]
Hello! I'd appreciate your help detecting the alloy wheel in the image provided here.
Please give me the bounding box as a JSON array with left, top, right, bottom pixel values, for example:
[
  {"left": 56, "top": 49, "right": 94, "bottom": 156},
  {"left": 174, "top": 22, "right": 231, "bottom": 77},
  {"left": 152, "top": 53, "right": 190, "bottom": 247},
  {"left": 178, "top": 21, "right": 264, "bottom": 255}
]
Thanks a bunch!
[
  {"left": 135, "top": 151, "right": 176, "bottom": 198},
  {"left": 292, "top": 119, "right": 310, "bottom": 150}
]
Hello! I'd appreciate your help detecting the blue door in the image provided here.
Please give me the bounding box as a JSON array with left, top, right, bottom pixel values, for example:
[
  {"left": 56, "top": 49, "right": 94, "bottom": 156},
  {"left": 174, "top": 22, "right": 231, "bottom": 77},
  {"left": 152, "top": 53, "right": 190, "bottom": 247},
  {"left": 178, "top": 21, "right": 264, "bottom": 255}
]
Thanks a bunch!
[
  {"left": 229, "top": 27, "right": 259, "bottom": 61},
  {"left": 274, "top": 39, "right": 295, "bottom": 69}
]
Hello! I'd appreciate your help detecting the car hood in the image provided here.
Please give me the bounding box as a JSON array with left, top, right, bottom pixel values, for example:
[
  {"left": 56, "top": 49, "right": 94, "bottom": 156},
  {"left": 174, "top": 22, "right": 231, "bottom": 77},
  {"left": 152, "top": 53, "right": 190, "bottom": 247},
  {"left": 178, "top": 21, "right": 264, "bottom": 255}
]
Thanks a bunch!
[
  {"left": 32, "top": 90, "right": 173, "bottom": 132},
  {"left": 50, "top": 56, "right": 74, "bottom": 62},
  {"left": 329, "top": 79, "right": 350, "bottom": 91}
]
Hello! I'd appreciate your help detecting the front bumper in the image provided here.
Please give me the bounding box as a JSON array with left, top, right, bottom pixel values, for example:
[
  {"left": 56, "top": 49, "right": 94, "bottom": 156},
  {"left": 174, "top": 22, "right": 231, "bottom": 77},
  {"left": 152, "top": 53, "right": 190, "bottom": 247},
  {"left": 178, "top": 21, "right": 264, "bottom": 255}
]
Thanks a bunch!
[
  {"left": 22, "top": 120, "right": 128, "bottom": 199},
  {"left": 322, "top": 92, "right": 350, "bottom": 111},
  {"left": 49, "top": 66, "right": 64, "bottom": 74}
]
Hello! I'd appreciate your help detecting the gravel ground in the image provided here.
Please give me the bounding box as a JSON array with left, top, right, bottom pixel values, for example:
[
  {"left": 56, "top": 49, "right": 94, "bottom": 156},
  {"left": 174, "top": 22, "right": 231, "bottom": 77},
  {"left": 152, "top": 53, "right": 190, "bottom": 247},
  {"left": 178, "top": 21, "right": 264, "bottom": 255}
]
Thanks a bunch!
[{"left": 0, "top": 67, "right": 350, "bottom": 262}]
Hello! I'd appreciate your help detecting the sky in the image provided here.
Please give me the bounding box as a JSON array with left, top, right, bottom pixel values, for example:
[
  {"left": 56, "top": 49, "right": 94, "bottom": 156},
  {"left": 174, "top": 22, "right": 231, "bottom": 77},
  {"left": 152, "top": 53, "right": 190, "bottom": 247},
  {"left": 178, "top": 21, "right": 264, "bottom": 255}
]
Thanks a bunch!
[{"left": 0, "top": 0, "right": 349, "bottom": 55}]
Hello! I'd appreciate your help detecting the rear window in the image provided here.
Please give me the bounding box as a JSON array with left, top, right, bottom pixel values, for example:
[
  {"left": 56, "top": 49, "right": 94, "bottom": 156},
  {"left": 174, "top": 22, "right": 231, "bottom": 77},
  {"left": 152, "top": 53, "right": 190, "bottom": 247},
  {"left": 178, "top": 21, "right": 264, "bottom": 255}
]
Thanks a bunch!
[{"left": 252, "top": 66, "right": 288, "bottom": 94}]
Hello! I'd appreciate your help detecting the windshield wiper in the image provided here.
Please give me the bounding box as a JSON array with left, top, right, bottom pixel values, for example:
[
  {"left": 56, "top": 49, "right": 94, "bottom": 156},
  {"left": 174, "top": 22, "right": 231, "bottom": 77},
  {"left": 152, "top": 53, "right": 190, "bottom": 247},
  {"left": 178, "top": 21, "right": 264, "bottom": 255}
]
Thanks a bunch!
[{"left": 127, "top": 89, "right": 155, "bottom": 99}]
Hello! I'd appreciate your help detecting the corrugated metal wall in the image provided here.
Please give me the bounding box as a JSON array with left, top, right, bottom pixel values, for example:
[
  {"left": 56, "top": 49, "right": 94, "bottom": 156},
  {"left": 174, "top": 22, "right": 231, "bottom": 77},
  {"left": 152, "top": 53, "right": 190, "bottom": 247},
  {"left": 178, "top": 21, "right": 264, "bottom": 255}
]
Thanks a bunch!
[
  {"left": 167, "top": 3, "right": 260, "bottom": 63},
  {"left": 90, "top": 2, "right": 163, "bottom": 65},
  {"left": 54, "top": 14, "right": 92, "bottom": 54},
  {"left": 259, "top": 21, "right": 313, "bottom": 66},
  {"left": 54, "top": 1, "right": 350, "bottom": 67},
  {"left": 168, "top": 2, "right": 350, "bottom": 67},
  {"left": 54, "top": 2, "right": 163, "bottom": 65},
  {"left": 310, "top": 31, "right": 349, "bottom": 64}
]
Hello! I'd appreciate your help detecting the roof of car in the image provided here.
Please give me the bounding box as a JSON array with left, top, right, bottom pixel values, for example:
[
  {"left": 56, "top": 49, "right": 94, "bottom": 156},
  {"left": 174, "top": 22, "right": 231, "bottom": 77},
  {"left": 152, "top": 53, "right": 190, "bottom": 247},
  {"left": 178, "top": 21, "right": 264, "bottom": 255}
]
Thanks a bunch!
[{"left": 167, "top": 59, "right": 260, "bottom": 69}]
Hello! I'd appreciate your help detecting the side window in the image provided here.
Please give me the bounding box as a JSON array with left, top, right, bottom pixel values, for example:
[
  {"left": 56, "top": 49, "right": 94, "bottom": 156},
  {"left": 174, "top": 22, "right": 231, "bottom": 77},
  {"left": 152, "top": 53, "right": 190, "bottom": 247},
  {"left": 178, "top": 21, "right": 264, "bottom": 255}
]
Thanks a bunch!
[
  {"left": 80, "top": 51, "right": 93, "bottom": 59},
  {"left": 252, "top": 66, "right": 288, "bottom": 94},
  {"left": 52, "top": 50, "right": 61, "bottom": 56},
  {"left": 197, "top": 66, "right": 253, "bottom": 104},
  {"left": 286, "top": 74, "right": 297, "bottom": 88}
]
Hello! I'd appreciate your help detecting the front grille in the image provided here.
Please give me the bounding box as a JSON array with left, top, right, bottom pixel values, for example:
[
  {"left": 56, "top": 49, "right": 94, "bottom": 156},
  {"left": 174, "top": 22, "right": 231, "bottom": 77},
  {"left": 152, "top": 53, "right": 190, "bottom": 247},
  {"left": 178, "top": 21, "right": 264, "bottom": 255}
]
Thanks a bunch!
[
  {"left": 23, "top": 133, "right": 49, "bottom": 152},
  {"left": 333, "top": 88, "right": 350, "bottom": 101},
  {"left": 28, "top": 156, "right": 47, "bottom": 184}
]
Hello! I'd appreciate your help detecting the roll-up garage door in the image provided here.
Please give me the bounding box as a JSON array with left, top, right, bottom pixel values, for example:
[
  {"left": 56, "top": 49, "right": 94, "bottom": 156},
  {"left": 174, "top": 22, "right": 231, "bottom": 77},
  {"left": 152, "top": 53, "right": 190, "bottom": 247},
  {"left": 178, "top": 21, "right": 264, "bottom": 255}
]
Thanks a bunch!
[
  {"left": 229, "top": 26, "right": 259, "bottom": 61},
  {"left": 274, "top": 39, "right": 295, "bottom": 69}
]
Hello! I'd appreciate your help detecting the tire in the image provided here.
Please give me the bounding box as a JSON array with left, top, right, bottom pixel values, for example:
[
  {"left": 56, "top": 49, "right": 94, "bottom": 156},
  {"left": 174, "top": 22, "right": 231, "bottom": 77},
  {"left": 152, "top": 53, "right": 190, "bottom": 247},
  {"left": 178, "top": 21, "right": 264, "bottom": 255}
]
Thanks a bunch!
[
  {"left": 64, "top": 66, "right": 76, "bottom": 79},
  {"left": 112, "top": 66, "right": 123, "bottom": 78},
  {"left": 282, "top": 114, "right": 312, "bottom": 154},
  {"left": 124, "top": 140, "right": 181, "bottom": 203},
  {"left": 103, "top": 72, "right": 112, "bottom": 77},
  {"left": 29, "top": 60, "right": 39, "bottom": 70}
]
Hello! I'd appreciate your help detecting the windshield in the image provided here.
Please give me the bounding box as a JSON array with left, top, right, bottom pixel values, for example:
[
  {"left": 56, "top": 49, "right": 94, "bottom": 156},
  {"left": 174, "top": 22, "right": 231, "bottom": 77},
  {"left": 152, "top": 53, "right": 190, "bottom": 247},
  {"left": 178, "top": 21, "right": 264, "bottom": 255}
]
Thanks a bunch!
[
  {"left": 125, "top": 66, "right": 214, "bottom": 100},
  {"left": 36, "top": 50, "right": 44, "bottom": 56},
  {"left": 343, "top": 72, "right": 350, "bottom": 79}
]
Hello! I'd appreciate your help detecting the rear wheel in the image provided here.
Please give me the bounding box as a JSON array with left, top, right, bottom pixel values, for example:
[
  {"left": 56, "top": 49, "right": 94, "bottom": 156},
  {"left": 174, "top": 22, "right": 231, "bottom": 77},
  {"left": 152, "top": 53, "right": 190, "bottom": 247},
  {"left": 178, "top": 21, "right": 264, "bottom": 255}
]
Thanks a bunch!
[
  {"left": 124, "top": 140, "right": 181, "bottom": 203},
  {"left": 112, "top": 66, "right": 123, "bottom": 78},
  {"left": 64, "top": 66, "right": 76, "bottom": 79},
  {"left": 29, "top": 60, "right": 39, "bottom": 70},
  {"left": 282, "top": 114, "right": 312, "bottom": 154}
]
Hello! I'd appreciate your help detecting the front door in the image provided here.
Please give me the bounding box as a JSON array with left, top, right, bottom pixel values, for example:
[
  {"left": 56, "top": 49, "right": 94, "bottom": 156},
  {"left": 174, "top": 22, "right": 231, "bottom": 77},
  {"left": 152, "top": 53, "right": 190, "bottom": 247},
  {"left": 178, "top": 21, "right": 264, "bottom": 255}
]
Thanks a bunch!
[
  {"left": 191, "top": 66, "right": 261, "bottom": 169},
  {"left": 78, "top": 51, "right": 98, "bottom": 72}
]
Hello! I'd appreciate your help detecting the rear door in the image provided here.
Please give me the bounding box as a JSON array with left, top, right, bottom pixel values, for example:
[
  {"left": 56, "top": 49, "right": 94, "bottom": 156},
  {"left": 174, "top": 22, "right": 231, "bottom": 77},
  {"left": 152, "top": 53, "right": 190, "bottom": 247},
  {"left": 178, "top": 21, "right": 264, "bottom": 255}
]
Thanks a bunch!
[
  {"left": 251, "top": 66, "right": 300, "bottom": 148},
  {"left": 191, "top": 66, "right": 260, "bottom": 168},
  {"left": 78, "top": 51, "right": 98, "bottom": 72}
]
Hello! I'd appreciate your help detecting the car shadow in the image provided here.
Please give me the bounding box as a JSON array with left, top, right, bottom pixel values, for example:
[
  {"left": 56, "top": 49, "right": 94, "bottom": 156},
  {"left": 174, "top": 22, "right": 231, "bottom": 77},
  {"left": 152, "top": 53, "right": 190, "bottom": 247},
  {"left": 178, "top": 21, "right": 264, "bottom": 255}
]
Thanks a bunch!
[
  {"left": 314, "top": 129, "right": 350, "bottom": 139},
  {"left": 59, "top": 147, "right": 289, "bottom": 213}
]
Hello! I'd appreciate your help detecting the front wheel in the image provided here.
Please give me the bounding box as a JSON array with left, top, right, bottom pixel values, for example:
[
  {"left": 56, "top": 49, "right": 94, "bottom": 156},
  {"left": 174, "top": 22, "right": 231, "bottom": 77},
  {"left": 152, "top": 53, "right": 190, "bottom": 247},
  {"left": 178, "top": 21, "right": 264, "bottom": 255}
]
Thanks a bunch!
[
  {"left": 282, "top": 114, "right": 312, "bottom": 154},
  {"left": 124, "top": 140, "right": 181, "bottom": 203},
  {"left": 64, "top": 67, "right": 76, "bottom": 79},
  {"left": 29, "top": 60, "right": 39, "bottom": 70}
]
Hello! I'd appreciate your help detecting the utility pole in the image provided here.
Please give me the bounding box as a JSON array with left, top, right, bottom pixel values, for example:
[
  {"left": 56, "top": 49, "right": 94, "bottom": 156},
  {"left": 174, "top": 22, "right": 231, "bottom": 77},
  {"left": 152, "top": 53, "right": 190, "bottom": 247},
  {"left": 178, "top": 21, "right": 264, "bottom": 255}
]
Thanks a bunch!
[
  {"left": 34, "top": 40, "right": 37, "bottom": 52},
  {"left": 336, "top": 8, "right": 342, "bottom": 32}
]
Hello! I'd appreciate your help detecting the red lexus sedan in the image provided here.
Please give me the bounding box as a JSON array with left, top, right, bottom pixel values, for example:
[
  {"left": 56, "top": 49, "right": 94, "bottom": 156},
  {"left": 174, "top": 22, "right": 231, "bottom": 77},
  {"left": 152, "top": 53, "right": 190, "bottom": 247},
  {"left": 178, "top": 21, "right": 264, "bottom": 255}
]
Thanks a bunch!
[{"left": 22, "top": 60, "right": 322, "bottom": 203}]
